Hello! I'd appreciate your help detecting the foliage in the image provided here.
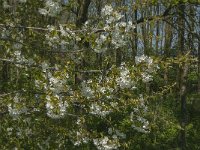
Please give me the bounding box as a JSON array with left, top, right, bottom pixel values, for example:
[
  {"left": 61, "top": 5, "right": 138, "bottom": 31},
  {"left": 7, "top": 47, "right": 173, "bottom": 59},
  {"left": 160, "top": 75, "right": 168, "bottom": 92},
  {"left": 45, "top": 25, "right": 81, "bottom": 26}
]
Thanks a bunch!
[{"left": 0, "top": 0, "right": 199, "bottom": 149}]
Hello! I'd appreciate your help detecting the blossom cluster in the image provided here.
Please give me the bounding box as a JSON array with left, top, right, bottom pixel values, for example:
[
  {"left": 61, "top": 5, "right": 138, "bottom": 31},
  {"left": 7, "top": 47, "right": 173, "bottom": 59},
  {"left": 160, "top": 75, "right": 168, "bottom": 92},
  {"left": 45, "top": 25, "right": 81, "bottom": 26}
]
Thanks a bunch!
[
  {"left": 116, "top": 63, "right": 136, "bottom": 89},
  {"left": 45, "top": 24, "right": 80, "bottom": 51},
  {"left": 73, "top": 128, "right": 90, "bottom": 146},
  {"left": 39, "top": 0, "right": 61, "bottom": 17},
  {"left": 108, "top": 128, "right": 126, "bottom": 139},
  {"left": 90, "top": 102, "right": 111, "bottom": 117},
  {"left": 81, "top": 80, "right": 95, "bottom": 99},
  {"left": 11, "top": 50, "right": 35, "bottom": 67},
  {"left": 7, "top": 93, "right": 28, "bottom": 118},
  {"left": 135, "top": 55, "right": 159, "bottom": 83},
  {"left": 3, "top": 0, "right": 26, "bottom": 9},
  {"left": 45, "top": 95, "right": 68, "bottom": 119},
  {"left": 93, "top": 5, "right": 135, "bottom": 53},
  {"left": 130, "top": 95, "right": 150, "bottom": 133},
  {"left": 35, "top": 62, "right": 70, "bottom": 119},
  {"left": 42, "top": 5, "right": 136, "bottom": 53},
  {"left": 93, "top": 136, "right": 119, "bottom": 150}
]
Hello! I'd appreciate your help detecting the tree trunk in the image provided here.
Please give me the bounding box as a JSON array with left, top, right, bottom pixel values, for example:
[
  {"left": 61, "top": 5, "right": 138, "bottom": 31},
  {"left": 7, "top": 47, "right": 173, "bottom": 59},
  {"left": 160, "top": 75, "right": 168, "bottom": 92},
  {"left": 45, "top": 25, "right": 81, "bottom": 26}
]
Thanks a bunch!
[
  {"left": 76, "top": 0, "right": 91, "bottom": 28},
  {"left": 1, "top": 61, "right": 9, "bottom": 92},
  {"left": 155, "top": 4, "right": 160, "bottom": 54},
  {"left": 74, "top": 0, "right": 91, "bottom": 84},
  {"left": 177, "top": 3, "right": 187, "bottom": 150},
  {"left": 163, "top": 19, "right": 173, "bottom": 85},
  {"left": 132, "top": 7, "right": 137, "bottom": 64},
  {"left": 198, "top": 17, "right": 200, "bottom": 94}
]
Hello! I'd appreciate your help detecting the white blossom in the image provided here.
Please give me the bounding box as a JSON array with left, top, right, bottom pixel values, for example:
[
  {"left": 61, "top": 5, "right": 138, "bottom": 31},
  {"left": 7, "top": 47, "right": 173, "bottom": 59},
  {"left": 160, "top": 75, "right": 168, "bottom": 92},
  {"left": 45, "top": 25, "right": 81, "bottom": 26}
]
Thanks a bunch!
[
  {"left": 125, "top": 21, "right": 136, "bottom": 32},
  {"left": 39, "top": 0, "right": 61, "bottom": 17},
  {"left": 135, "top": 55, "right": 153, "bottom": 65},
  {"left": 101, "top": 5, "right": 113, "bottom": 16},
  {"left": 90, "top": 103, "right": 110, "bottom": 117},
  {"left": 141, "top": 72, "right": 153, "bottom": 83},
  {"left": 7, "top": 94, "right": 28, "bottom": 117},
  {"left": 1, "top": 28, "right": 10, "bottom": 38},
  {"left": 38, "top": 8, "right": 48, "bottom": 16},
  {"left": 41, "top": 62, "right": 49, "bottom": 72},
  {"left": 116, "top": 63, "right": 136, "bottom": 89},
  {"left": 3, "top": 1, "right": 11, "bottom": 9},
  {"left": 46, "top": 97, "right": 68, "bottom": 119},
  {"left": 118, "top": 22, "right": 126, "bottom": 27},
  {"left": 93, "top": 136, "right": 119, "bottom": 150},
  {"left": 81, "top": 81, "right": 94, "bottom": 99},
  {"left": 113, "top": 12, "right": 123, "bottom": 21},
  {"left": 130, "top": 96, "right": 150, "bottom": 134}
]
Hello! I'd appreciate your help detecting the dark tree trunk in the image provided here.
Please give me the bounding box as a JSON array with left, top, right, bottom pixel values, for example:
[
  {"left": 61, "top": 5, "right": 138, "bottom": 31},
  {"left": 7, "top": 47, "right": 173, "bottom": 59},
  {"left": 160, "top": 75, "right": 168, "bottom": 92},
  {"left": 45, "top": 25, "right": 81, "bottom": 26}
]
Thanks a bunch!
[
  {"left": 132, "top": 8, "right": 137, "bottom": 64},
  {"left": 155, "top": 4, "right": 160, "bottom": 54},
  {"left": 74, "top": 0, "right": 91, "bottom": 85},
  {"left": 116, "top": 48, "right": 122, "bottom": 67},
  {"left": 198, "top": 17, "right": 200, "bottom": 94},
  {"left": 1, "top": 61, "right": 9, "bottom": 92},
  {"left": 76, "top": 0, "right": 91, "bottom": 28},
  {"left": 177, "top": 3, "right": 187, "bottom": 150}
]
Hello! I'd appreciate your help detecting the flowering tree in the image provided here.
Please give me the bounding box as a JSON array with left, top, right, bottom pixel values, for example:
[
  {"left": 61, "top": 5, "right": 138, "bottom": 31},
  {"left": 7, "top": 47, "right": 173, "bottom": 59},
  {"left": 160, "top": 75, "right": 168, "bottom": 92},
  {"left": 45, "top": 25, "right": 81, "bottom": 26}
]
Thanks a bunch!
[{"left": 0, "top": 0, "right": 199, "bottom": 149}]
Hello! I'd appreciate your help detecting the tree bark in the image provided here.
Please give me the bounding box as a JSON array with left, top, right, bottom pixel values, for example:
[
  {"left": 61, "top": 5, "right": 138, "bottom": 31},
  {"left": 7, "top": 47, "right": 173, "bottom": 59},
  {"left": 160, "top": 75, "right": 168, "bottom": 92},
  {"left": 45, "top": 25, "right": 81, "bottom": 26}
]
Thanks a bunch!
[
  {"left": 74, "top": 0, "right": 91, "bottom": 84},
  {"left": 198, "top": 17, "right": 200, "bottom": 94},
  {"left": 155, "top": 4, "right": 160, "bottom": 54},
  {"left": 177, "top": 3, "right": 187, "bottom": 150},
  {"left": 132, "top": 6, "right": 137, "bottom": 64},
  {"left": 76, "top": 0, "right": 91, "bottom": 28},
  {"left": 1, "top": 61, "right": 9, "bottom": 92}
]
